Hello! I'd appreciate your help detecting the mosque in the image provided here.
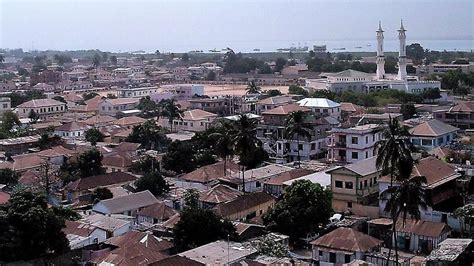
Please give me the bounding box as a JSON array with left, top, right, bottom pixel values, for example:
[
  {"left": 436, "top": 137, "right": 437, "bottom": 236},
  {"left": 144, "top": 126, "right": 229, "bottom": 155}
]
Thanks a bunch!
[{"left": 306, "top": 21, "right": 442, "bottom": 95}]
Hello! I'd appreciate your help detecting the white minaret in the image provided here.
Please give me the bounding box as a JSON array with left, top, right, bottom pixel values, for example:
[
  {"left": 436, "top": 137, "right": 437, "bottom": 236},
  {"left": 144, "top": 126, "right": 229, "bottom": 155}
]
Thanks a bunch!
[
  {"left": 376, "top": 21, "right": 385, "bottom": 80},
  {"left": 397, "top": 20, "right": 407, "bottom": 81}
]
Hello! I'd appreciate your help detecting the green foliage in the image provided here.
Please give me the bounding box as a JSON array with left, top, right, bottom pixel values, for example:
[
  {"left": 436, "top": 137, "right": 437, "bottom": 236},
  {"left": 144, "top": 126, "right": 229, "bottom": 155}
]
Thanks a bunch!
[
  {"left": 288, "top": 85, "right": 308, "bottom": 97},
  {"left": 266, "top": 89, "right": 282, "bottom": 97},
  {"left": 162, "top": 141, "right": 198, "bottom": 174},
  {"left": 0, "top": 169, "right": 19, "bottom": 186},
  {"left": 135, "top": 171, "right": 170, "bottom": 196},
  {"left": 420, "top": 88, "right": 441, "bottom": 103},
  {"left": 0, "top": 188, "right": 70, "bottom": 261},
  {"left": 181, "top": 53, "right": 190, "bottom": 61},
  {"left": 223, "top": 50, "right": 271, "bottom": 74},
  {"left": 253, "top": 234, "right": 288, "bottom": 257},
  {"left": 183, "top": 188, "right": 200, "bottom": 209},
  {"left": 60, "top": 149, "right": 105, "bottom": 183},
  {"left": 206, "top": 70, "right": 216, "bottom": 81},
  {"left": 52, "top": 206, "right": 81, "bottom": 221},
  {"left": 400, "top": 104, "right": 417, "bottom": 120},
  {"left": 263, "top": 180, "right": 332, "bottom": 241},
  {"left": 7, "top": 90, "right": 46, "bottom": 108},
  {"left": 126, "top": 119, "right": 170, "bottom": 151},
  {"left": 109, "top": 55, "right": 118, "bottom": 65},
  {"left": 92, "top": 187, "right": 113, "bottom": 202},
  {"left": 129, "top": 155, "right": 160, "bottom": 174},
  {"left": 82, "top": 92, "right": 99, "bottom": 101},
  {"left": 137, "top": 96, "right": 159, "bottom": 118},
  {"left": 85, "top": 127, "right": 104, "bottom": 146},
  {"left": 52, "top": 95, "right": 66, "bottom": 103},
  {"left": 159, "top": 99, "right": 183, "bottom": 132},
  {"left": 0, "top": 111, "right": 20, "bottom": 138},
  {"left": 53, "top": 54, "right": 73, "bottom": 65},
  {"left": 92, "top": 53, "right": 101, "bottom": 68},
  {"left": 406, "top": 43, "right": 425, "bottom": 65},
  {"left": 285, "top": 110, "right": 313, "bottom": 167},
  {"left": 173, "top": 206, "right": 237, "bottom": 251},
  {"left": 28, "top": 109, "right": 39, "bottom": 123},
  {"left": 274, "top": 57, "right": 287, "bottom": 73},
  {"left": 246, "top": 80, "right": 261, "bottom": 94}
]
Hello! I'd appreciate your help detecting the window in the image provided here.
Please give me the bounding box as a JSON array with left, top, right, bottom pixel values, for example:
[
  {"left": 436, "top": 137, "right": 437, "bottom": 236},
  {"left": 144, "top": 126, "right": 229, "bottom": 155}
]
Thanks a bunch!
[
  {"left": 311, "top": 143, "right": 316, "bottom": 150},
  {"left": 298, "top": 144, "right": 303, "bottom": 150},
  {"left": 412, "top": 138, "right": 420, "bottom": 145},
  {"left": 422, "top": 139, "right": 432, "bottom": 146},
  {"left": 366, "top": 136, "right": 369, "bottom": 143},
  {"left": 347, "top": 202, "right": 352, "bottom": 208},
  {"left": 345, "top": 182, "right": 353, "bottom": 189},
  {"left": 345, "top": 254, "right": 351, "bottom": 263},
  {"left": 364, "top": 180, "right": 368, "bottom": 188},
  {"left": 437, "top": 137, "right": 443, "bottom": 145},
  {"left": 335, "top": 180, "right": 343, "bottom": 188},
  {"left": 352, "top": 152, "right": 358, "bottom": 159},
  {"left": 351, "top": 137, "right": 358, "bottom": 144},
  {"left": 319, "top": 250, "right": 323, "bottom": 257},
  {"left": 256, "top": 181, "right": 261, "bottom": 188},
  {"left": 329, "top": 252, "right": 336, "bottom": 263},
  {"left": 447, "top": 135, "right": 451, "bottom": 141}
]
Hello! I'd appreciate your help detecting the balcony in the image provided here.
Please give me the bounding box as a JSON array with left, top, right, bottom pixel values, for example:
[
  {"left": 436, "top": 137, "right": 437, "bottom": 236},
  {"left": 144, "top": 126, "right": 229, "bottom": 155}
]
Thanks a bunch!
[{"left": 334, "top": 142, "right": 346, "bottom": 148}]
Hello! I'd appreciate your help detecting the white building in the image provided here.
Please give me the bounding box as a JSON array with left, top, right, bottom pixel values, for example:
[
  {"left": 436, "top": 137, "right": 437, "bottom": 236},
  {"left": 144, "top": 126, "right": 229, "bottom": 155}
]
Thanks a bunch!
[
  {"left": 117, "top": 86, "right": 160, "bottom": 98},
  {"left": 327, "top": 124, "right": 382, "bottom": 163},
  {"left": 159, "top": 109, "right": 217, "bottom": 132},
  {"left": 16, "top": 99, "right": 67, "bottom": 118},
  {"left": 98, "top": 98, "right": 139, "bottom": 116},
  {"left": 297, "top": 98, "right": 341, "bottom": 119}
]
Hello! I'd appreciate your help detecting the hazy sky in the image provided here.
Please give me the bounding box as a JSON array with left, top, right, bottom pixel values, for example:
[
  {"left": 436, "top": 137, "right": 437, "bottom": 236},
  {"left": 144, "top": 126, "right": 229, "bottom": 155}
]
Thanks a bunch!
[{"left": 1, "top": 0, "right": 473, "bottom": 52}]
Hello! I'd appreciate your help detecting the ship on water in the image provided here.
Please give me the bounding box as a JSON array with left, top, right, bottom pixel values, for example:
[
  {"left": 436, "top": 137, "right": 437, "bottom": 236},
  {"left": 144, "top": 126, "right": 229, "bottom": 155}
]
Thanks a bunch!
[{"left": 277, "top": 43, "right": 309, "bottom": 52}]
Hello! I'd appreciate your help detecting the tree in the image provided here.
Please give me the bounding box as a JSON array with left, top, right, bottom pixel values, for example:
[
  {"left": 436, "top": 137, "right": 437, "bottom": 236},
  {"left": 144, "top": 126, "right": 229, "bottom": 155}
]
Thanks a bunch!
[
  {"left": 181, "top": 53, "right": 190, "bottom": 62},
  {"left": 92, "top": 53, "right": 101, "bottom": 68},
  {"left": 159, "top": 99, "right": 183, "bottom": 132},
  {"left": 0, "top": 111, "right": 20, "bottom": 138},
  {"left": 92, "top": 187, "right": 113, "bottom": 202},
  {"left": 209, "top": 120, "right": 235, "bottom": 176},
  {"left": 246, "top": 80, "right": 261, "bottom": 94},
  {"left": 420, "top": 88, "right": 441, "bottom": 103},
  {"left": 0, "top": 169, "right": 18, "bottom": 186},
  {"left": 375, "top": 117, "right": 414, "bottom": 266},
  {"left": 126, "top": 119, "right": 170, "bottom": 151},
  {"left": 183, "top": 188, "right": 200, "bottom": 209},
  {"left": 109, "top": 55, "right": 118, "bottom": 65},
  {"left": 135, "top": 171, "right": 169, "bottom": 196},
  {"left": 206, "top": 70, "right": 216, "bottom": 81},
  {"left": 253, "top": 234, "right": 288, "bottom": 257},
  {"left": 274, "top": 57, "right": 287, "bottom": 73},
  {"left": 129, "top": 155, "right": 160, "bottom": 174},
  {"left": 263, "top": 180, "right": 332, "bottom": 242},
  {"left": 52, "top": 95, "right": 67, "bottom": 103},
  {"left": 288, "top": 85, "right": 309, "bottom": 97},
  {"left": 453, "top": 205, "right": 474, "bottom": 237},
  {"left": 285, "top": 111, "right": 313, "bottom": 168},
  {"left": 400, "top": 104, "right": 416, "bottom": 120},
  {"left": 0, "top": 188, "right": 69, "bottom": 261},
  {"left": 267, "top": 89, "right": 282, "bottom": 97},
  {"left": 173, "top": 205, "right": 236, "bottom": 251},
  {"left": 27, "top": 109, "right": 39, "bottom": 123},
  {"left": 85, "top": 127, "right": 104, "bottom": 146},
  {"left": 232, "top": 115, "right": 260, "bottom": 192},
  {"left": 137, "top": 96, "right": 159, "bottom": 118},
  {"left": 83, "top": 92, "right": 99, "bottom": 101},
  {"left": 61, "top": 149, "right": 105, "bottom": 183},
  {"left": 406, "top": 43, "right": 425, "bottom": 65},
  {"left": 0, "top": 54, "right": 4, "bottom": 64},
  {"left": 162, "top": 141, "right": 196, "bottom": 174}
]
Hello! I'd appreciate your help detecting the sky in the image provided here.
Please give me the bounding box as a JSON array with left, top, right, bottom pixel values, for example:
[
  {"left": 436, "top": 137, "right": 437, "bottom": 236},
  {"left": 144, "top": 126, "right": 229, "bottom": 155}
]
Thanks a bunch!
[{"left": 0, "top": 0, "right": 473, "bottom": 52}]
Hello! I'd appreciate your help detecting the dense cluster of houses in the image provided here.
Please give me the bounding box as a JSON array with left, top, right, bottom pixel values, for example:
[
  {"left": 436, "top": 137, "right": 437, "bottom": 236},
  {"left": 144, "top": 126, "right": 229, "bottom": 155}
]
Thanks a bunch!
[{"left": 0, "top": 55, "right": 472, "bottom": 265}]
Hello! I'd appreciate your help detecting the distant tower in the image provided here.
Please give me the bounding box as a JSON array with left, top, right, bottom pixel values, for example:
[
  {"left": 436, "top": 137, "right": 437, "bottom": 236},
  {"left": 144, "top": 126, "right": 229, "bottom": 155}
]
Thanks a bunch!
[
  {"left": 397, "top": 20, "right": 407, "bottom": 81},
  {"left": 376, "top": 21, "right": 385, "bottom": 80}
]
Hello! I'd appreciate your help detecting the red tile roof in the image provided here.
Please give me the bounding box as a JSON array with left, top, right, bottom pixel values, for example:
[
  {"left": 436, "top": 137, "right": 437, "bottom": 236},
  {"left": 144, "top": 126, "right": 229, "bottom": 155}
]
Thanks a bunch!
[
  {"left": 213, "top": 192, "right": 275, "bottom": 218},
  {"left": 395, "top": 219, "right": 450, "bottom": 238},
  {"left": 263, "top": 168, "right": 314, "bottom": 186},
  {"left": 179, "top": 161, "right": 240, "bottom": 184},
  {"left": 65, "top": 172, "right": 137, "bottom": 191},
  {"left": 262, "top": 103, "right": 310, "bottom": 115},
  {"left": 199, "top": 184, "right": 243, "bottom": 205},
  {"left": 137, "top": 202, "right": 177, "bottom": 221},
  {"left": 409, "top": 119, "right": 458, "bottom": 137}
]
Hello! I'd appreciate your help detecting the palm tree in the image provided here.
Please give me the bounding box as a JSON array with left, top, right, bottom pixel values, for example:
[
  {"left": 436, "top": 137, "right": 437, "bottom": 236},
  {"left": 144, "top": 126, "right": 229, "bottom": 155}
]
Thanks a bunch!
[
  {"left": 232, "top": 114, "right": 259, "bottom": 193},
  {"left": 159, "top": 99, "right": 183, "bottom": 132},
  {"left": 375, "top": 117, "right": 413, "bottom": 266},
  {"left": 284, "top": 111, "right": 313, "bottom": 168},
  {"left": 381, "top": 172, "right": 427, "bottom": 266},
  {"left": 246, "top": 80, "right": 261, "bottom": 94},
  {"left": 209, "top": 120, "right": 235, "bottom": 176}
]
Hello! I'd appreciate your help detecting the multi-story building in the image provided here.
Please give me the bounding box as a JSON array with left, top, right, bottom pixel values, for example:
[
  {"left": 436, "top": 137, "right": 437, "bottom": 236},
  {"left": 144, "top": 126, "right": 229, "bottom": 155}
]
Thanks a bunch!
[
  {"left": 326, "top": 156, "right": 381, "bottom": 216},
  {"left": 0, "top": 97, "right": 11, "bottom": 115},
  {"left": 297, "top": 98, "right": 341, "bottom": 120},
  {"left": 188, "top": 97, "right": 232, "bottom": 115},
  {"left": 98, "top": 98, "right": 139, "bottom": 117},
  {"left": 16, "top": 99, "right": 67, "bottom": 118},
  {"left": 417, "top": 63, "right": 474, "bottom": 75},
  {"left": 257, "top": 103, "right": 331, "bottom": 163},
  {"left": 255, "top": 95, "right": 295, "bottom": 114},
  {"left": 117, "top": 86, "right": 159, "bottom": 98},
  {"left": 158, "top": 84, "right": 204, "bottom": 101},
  {"left": 409, "top": 119, "right": 458, "bottom": 150},
  {"left": 158, "top": 109, "right": 217, "bottom": 132},
  {"left": 30, "top": 70, "right": 62, "bottom": 84},
  {"left": 433, "top": 101, "right": 474, "bottom": 130},
  {"left": 327, "top": 124, "right": 382, "bottom": 163}
]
